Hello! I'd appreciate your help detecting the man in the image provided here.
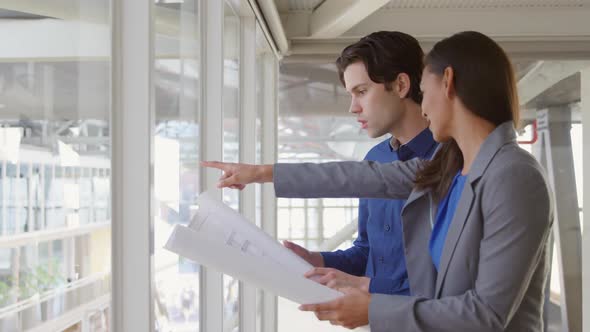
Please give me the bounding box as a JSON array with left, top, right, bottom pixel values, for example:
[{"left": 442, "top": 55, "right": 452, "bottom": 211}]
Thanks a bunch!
[{"left": 283, "top": 31, "right": 438, "bottom": 295}]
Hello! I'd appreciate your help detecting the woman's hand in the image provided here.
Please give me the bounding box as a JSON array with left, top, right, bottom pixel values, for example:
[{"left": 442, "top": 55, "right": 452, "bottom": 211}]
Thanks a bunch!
[
  {"left": 299, "top": 287, "right": 370, "bottom": 329},
  {"left": 200, "top": 161, "right": 273, "bottom": 189},
  {"left": 304, "top": 267, "right": 370, "bottom": 292}
]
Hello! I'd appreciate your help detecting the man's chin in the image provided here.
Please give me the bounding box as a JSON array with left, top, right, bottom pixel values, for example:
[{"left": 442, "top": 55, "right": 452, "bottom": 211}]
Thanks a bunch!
[{"left": 366, "top": 130, "right": 385, "bottom": 139}]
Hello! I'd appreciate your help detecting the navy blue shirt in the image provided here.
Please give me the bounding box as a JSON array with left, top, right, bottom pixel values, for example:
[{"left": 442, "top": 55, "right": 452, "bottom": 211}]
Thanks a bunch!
[
  {"left": 321, "top": 128, "right": 438, "bottom": 295},
  {"left": 430, "top": 172, "right": 468, "bottom": 270}
]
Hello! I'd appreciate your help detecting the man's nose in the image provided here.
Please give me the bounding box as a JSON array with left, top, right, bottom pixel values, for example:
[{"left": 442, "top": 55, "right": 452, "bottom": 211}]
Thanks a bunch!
[{"left": 349, "top": 99, "right": 361, "bottom": 114}]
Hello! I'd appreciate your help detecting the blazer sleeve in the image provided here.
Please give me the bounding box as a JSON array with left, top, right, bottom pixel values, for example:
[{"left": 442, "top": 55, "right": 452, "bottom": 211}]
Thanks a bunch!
[
  {"left": 273, "top": 158, "right": 424, "bottom": 200},
  {"left": 369, "top": 160, "right": 553, "bottom": 332}
]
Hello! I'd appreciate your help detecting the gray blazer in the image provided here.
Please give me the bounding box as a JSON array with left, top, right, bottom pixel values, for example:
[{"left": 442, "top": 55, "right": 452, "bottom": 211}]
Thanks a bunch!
[{"left": 274, "top": 122, "right": 553, "bottom": 332}]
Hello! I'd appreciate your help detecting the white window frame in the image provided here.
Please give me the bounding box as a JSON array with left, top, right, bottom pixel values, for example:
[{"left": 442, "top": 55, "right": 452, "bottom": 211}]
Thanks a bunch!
[
  {"left": 260, "top": 49, "right": 279, "bottom": 332},
  {"left": 239, "top": 11, "right": 258, "bottom": 332},
  {"left": 110, "top": 0, "right": 154, "bottom": 331},
  {"left": 200, "top": 0, "right": 225, "bottom": 331}
]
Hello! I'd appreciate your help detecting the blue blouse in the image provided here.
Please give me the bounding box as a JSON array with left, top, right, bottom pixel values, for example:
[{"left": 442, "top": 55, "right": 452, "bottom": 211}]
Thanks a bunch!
[{"left": 429, "top": 172, "right": 468, "bottom": 270}]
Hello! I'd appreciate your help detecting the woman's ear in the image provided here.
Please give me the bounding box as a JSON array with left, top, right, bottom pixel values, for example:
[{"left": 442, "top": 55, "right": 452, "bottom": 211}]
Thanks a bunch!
[
  {"left": 396, "top": 73, "right": 411, "bottom": 99},
  {"left": 443, "top": 67, "right": 455, "bottom": 99}
]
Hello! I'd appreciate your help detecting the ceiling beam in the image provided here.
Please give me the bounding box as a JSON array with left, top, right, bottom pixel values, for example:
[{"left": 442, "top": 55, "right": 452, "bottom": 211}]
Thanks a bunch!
[
  {"left": 285, "top": 36, "right": 590, "bottom": 62},
  {"left": 521, "top": 103, "right": 581, "bottom": 122},
  {"left": 254, "top": 0, "right": 289, "bottom": 55},
  {"left": 344, "top": 7, "right": 590, "bottom": 39},
  {"left": 518, "top": 61, "right": 590, "bottom": 106},
  {"left": 309, "top": 0, "right": 389, "bottom": 38}
]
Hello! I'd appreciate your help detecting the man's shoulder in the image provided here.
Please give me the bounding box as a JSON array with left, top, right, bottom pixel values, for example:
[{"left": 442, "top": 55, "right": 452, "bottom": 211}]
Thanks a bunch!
[{"left": 364, "top": 137, "right": 394, "bottom": 161}]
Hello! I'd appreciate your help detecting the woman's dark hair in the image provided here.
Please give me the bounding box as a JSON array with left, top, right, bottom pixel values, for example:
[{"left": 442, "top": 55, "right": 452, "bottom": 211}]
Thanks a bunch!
[
  {"left": 336, "top": 31, "right": 424, "bottom": 104},
  {"left": 414, "top": 31, "right": 520, "bottom": 198}
]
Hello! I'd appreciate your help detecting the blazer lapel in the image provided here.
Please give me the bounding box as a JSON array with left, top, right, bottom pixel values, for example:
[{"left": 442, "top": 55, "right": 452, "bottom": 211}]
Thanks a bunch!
[
  {"left": 434, "top": 183, "right": 476, "bottom": 297},
  {"left": 404, "top": 187, "right": 429, "bottom": 209},
  {"left": 430, "top": 122, "right": 516, "bottom": 297}
]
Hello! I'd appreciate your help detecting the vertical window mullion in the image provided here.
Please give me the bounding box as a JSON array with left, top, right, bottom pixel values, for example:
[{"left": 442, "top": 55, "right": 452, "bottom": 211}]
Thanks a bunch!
[
  {"left": 260, "top": 50, "right": 278, "bottom": 332},
  {"left": 111, "top": 0, "right": 154, "bottom": 330},
  {"left": 239, "top": 14, "right": 258, "bottom": 332},
  {"left": 200, "top": 0, "right": 224, "bottom": 331}
]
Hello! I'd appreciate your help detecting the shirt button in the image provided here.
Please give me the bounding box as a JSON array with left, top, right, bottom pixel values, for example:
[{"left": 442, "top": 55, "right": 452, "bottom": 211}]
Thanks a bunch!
[
  {"left": 384, "top": 224, "right": 391, "bottom": 232},
  {"left": 379, "top": 256, "right": 384, "bottom": 263}
]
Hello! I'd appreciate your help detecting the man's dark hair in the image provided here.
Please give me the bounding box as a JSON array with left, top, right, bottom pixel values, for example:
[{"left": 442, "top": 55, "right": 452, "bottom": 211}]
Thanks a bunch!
[{"left": 336, "top": 31, "right": 424, "bottom": 104}]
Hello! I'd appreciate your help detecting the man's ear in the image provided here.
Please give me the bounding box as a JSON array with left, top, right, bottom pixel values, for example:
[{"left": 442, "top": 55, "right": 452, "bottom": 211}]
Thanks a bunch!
[
  {"left": 395, "top": 73, "right": 411, "bottom": 99},
  {"left": 442, "top": 67, "right": 455, "bottom": 99}
]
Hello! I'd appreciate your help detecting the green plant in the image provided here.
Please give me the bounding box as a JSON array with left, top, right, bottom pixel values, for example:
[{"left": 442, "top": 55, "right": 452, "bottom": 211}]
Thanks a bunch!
[
  {"left": 35, "top": 265, "right": 53, "bottom": 292},
  {"left": 18, "top": 271, "right": 38, "bottom": 299},
  {"left": 47, "top": 258, "right": 65, "bottom": 286},
  {"left": 0, "top": 279, "right": 11, "bottom": 306},
  {"left": 17, "top": 259, "right": 66, "bottom": 300}
]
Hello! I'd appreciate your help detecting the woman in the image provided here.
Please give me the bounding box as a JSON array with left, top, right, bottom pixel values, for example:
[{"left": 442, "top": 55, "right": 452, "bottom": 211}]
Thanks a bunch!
[{"left": 203, "top": 31, "right": 553, "bottom": 332}]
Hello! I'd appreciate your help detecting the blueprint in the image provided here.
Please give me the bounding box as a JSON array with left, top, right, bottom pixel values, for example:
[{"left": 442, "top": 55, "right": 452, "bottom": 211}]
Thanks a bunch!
[{"left": 164, "top": 191, "right": 343, "bottom": 305}]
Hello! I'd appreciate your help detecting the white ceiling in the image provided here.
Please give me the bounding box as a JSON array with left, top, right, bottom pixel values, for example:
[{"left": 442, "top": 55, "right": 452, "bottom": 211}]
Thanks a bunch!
[{"left": 271, "top": 0, "right": 590, "bottom": 62}]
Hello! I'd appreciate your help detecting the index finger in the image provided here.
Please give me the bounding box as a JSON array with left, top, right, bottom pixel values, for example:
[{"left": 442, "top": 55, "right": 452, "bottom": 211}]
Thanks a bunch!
[
  {"left": 299, "top": 299, "right": 339, "bottom": 312},
  {"left": 304, "top": 267, "right": 332, "bottom": 278},
  {"left": 201, "top": 161, "right": 229, "bottom": 171}
]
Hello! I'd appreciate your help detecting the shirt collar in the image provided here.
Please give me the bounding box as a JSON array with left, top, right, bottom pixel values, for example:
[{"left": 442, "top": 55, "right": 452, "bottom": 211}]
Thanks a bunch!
[{"left": 389, "top": 128, "right": 436, "bottom": 160}]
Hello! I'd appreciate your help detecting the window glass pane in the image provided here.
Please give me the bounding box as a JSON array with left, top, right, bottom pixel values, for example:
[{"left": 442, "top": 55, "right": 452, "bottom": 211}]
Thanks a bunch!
[
  {"left": 255, "top": 24, "right": 264, "bottom": 230},
  {"left": 0, "top": 2, "right": 111, "bottom": 331},
  {"left": 254, "top": 19, "right": 272, "bottom": 332},
  {"left": 289, "top": 208, "right": 305, "bottom": 239},
  {"left": 306, "top": 209, "right": 319, "bottom": 248},
  {"left": 277, "top": 208, "right": 291, "bottom": 239},
  {"left": 322, "top": 208, "right": 350, "bottom": 239},
  {"left": 153, "top": 0, "right": 201, "bottom": 331}
]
